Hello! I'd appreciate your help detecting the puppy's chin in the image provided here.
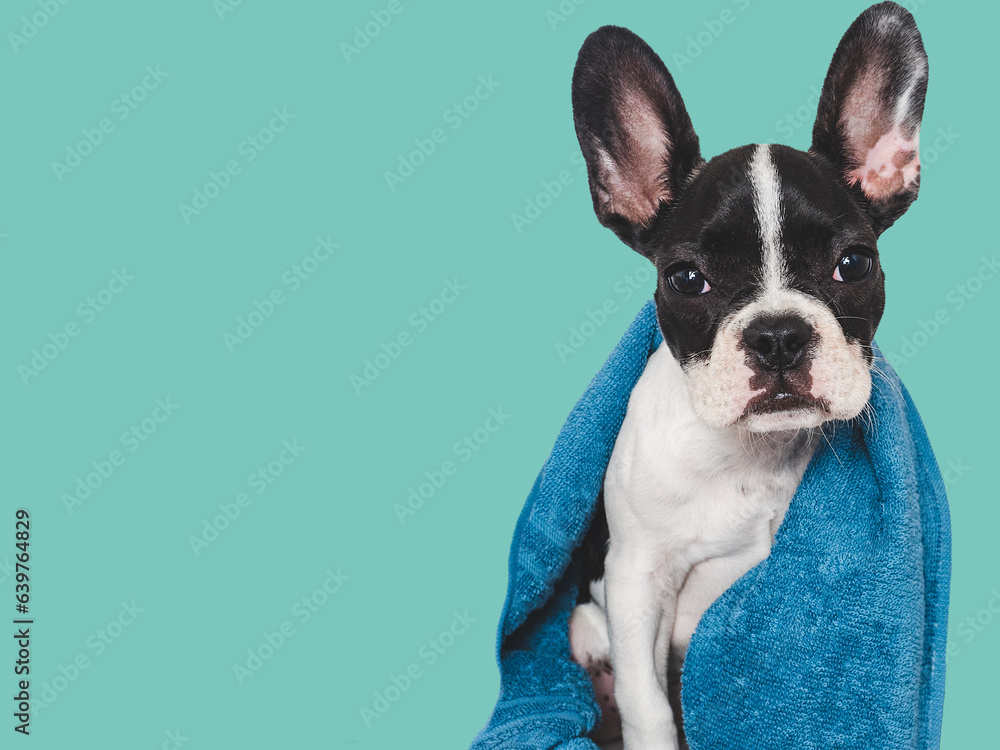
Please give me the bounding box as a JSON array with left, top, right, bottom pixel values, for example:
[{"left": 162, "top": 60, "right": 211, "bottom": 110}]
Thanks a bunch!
[{"left": 739, "top": 405, "right": 829, "bottom": 434}]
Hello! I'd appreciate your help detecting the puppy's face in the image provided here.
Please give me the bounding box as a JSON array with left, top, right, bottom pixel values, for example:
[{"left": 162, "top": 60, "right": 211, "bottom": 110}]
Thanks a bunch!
[
  {"left": 572, "top": 5, "right": 927, "bottom": 432},
  {"left": 650, "top": 145, "right": 882, "bottom": 432}
]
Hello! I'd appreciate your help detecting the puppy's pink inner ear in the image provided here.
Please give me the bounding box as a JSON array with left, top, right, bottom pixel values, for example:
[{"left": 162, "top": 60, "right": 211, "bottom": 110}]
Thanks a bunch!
[
  {"left": 841, "top": 67, "right": 921, "bottom": 202},
  {"left": 597, "top": 87, "right": 672, "bottom": 227}
]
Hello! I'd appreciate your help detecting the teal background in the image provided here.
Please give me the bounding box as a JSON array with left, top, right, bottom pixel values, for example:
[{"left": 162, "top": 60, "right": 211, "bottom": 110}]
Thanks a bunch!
[{"left": 0, "top": 0, "right": 995, "bottom": 747}]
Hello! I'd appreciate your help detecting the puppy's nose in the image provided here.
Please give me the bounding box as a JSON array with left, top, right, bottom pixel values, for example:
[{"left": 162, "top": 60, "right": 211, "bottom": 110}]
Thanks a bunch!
[{"left": 742, "top": 315, "right": 814, "bottom": 372}]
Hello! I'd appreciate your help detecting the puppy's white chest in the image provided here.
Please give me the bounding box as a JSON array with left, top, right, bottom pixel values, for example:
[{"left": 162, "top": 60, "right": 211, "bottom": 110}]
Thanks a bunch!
[{"left": 604, "top": 343, "right": 817, "bottom": 649}]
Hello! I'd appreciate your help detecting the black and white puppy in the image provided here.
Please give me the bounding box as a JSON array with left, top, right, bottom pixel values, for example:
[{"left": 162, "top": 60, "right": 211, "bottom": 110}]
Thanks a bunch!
[{"left": 567, "top": 4, "right": 927, "bottom": 748}]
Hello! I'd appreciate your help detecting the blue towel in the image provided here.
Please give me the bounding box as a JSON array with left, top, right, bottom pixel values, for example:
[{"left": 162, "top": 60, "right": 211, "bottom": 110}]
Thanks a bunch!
[{"left": 471, "top": 299, "right": 950, "bottom": 750}]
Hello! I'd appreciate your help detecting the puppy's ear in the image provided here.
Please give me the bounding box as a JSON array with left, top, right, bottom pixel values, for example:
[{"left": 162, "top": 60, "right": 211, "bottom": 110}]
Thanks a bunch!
[
  {"left": 811, "top": 2, "right": 928, "bottom": 235},
  {"left": 572, "top": 26, "right": 702, "bottom": 250}
]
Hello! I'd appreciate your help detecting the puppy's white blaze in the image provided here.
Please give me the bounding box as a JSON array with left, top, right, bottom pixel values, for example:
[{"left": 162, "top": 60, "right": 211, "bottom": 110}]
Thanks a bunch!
[{"left": 750, "top": 144, "right": 786, "bottom": 294}]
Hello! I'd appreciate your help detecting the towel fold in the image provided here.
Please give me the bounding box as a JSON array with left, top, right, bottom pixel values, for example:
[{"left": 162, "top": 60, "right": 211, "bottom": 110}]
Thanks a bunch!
[{"left": 471, "top": 299, "right": 950, "bottom": 750}]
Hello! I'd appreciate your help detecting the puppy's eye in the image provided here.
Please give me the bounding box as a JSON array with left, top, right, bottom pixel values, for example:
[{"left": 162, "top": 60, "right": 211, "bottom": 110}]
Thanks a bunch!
[
  {"left": 667, "top": 267, "right": 711, "bottom": 295},
  {"left": 833, "top": 250, "right": 873, "bottom": 282}
]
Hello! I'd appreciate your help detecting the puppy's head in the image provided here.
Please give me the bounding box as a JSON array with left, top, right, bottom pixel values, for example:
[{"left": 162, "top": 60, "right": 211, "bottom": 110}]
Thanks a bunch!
[{"left": 572, "top": 2, "right": 927, "bottom": 433}]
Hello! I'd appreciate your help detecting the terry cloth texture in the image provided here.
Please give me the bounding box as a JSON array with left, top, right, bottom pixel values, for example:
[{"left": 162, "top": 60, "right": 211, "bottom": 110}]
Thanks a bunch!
[{"left": 470, "top": 299, "right": 950, "bottom": 750}]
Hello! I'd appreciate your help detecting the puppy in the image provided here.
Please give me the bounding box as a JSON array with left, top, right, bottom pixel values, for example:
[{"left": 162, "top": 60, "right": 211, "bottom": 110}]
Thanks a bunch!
[{"left": 566, "top": 4, "right": 928, "bottom": 748}]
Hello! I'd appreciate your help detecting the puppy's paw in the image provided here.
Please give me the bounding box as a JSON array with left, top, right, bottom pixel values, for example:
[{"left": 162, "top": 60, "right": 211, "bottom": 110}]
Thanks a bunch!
[
  {"left": 586, "top": 657, "right": 621, "bottom": 743},
  {"left": 569, "top": 603, "right": 622, "bottom": 742}
]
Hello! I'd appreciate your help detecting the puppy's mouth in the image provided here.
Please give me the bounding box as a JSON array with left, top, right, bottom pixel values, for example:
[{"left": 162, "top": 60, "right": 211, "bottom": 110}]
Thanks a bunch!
[{"left": 741, "top": 389, "right": 831, "bottom": 419}]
